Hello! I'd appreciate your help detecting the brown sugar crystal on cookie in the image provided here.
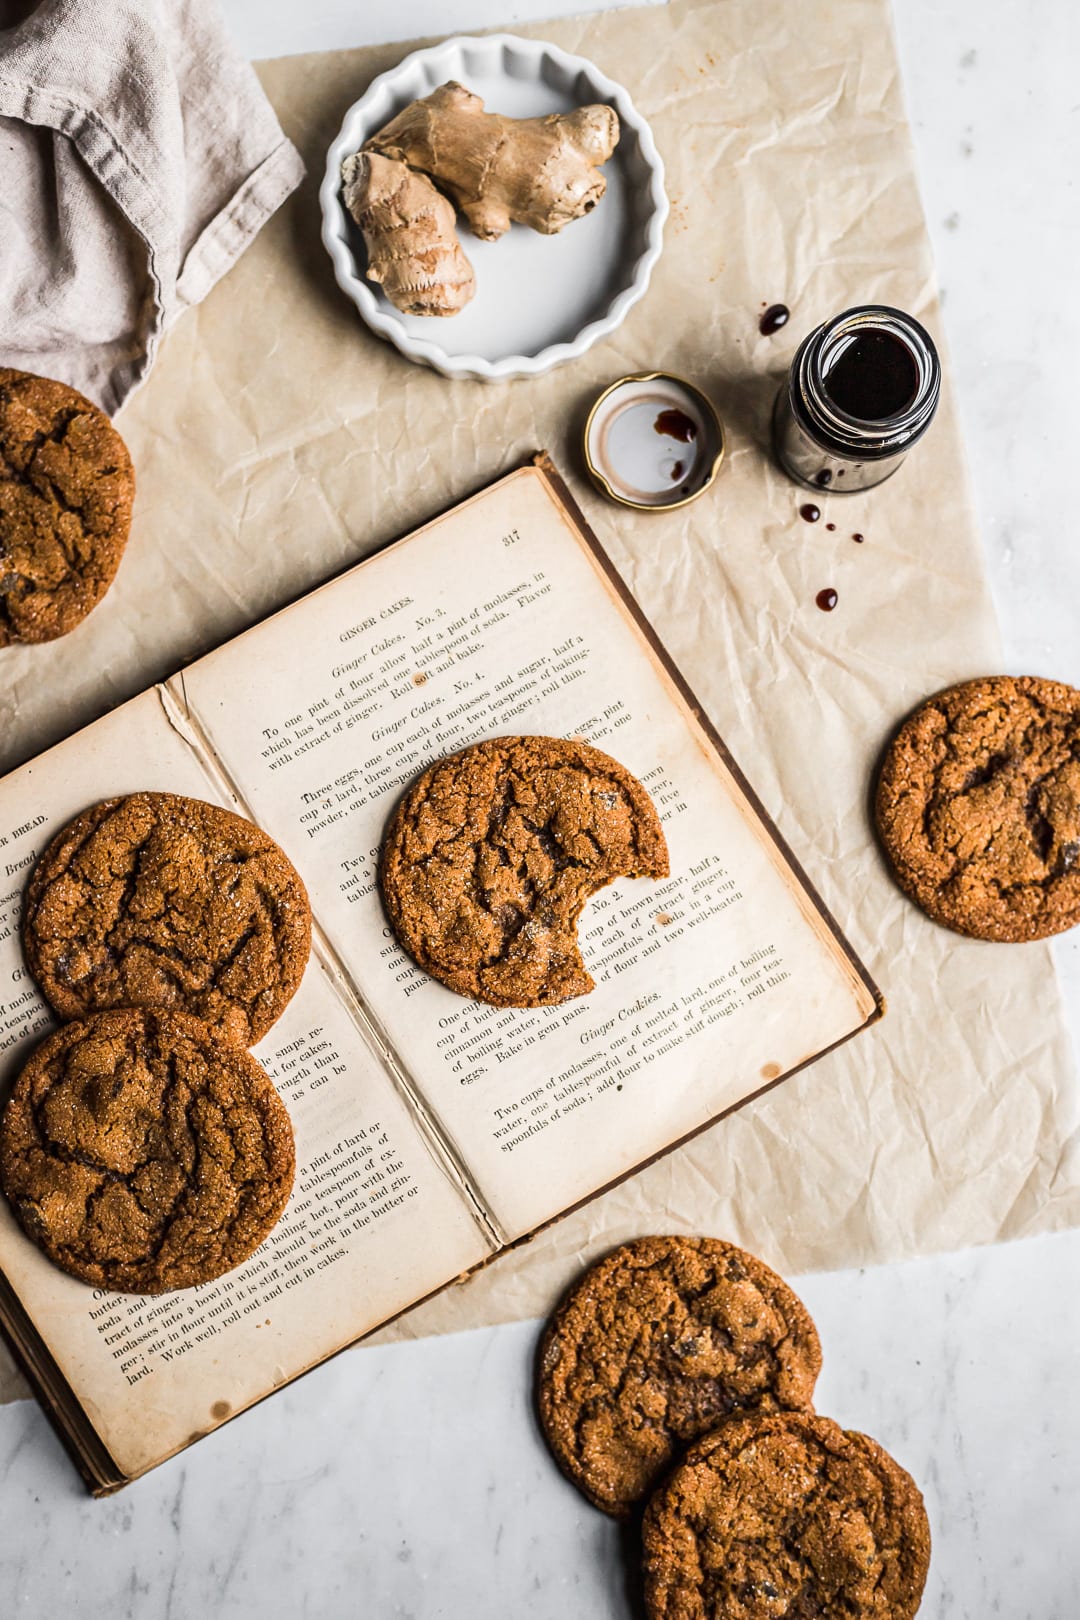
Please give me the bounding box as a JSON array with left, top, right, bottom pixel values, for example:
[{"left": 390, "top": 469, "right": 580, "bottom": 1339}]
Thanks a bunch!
[
  {"left": 0, "top": 1009, "right": 295, "bottom": 1293},
  {"left": 24, "top": 793, "right": 312, "bottom": 1046},
  {"left": 0, "top": 368, "right": 135, "bottom": 644},
  {"left": 876, "top": 674, "right": 1080, "bottom": 942},
  {"left": 380, "top": 736, "right": 669, "bottom": 1007},
  {"left": 642, "top": 1412, "right": 931, "bottom": 1620},
  {"left": 537, "top": 1237, "right": 822, "bottom": 1517}
]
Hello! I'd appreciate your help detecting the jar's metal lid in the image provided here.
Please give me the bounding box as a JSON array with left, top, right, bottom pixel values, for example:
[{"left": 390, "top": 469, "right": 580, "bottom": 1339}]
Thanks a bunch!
[{"left": 583, "top": 372, "right": 724, "bottom": 511}]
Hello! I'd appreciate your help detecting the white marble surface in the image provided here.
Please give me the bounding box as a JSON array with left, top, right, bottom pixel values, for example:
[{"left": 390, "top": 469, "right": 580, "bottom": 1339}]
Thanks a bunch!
[
  {"left": 2, "top": 1233, "right": 1078, "bottom": 1616},
  {"left": 3, "top": 0, "right": 1080, "bottom": 1614}
]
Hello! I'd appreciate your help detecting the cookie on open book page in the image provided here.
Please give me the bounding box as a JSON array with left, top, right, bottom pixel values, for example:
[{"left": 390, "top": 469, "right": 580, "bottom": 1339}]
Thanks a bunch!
[
  {"left": 0, "top": 1009, "right": 295, "bottom": 1294},
  {"left": 24, "top": 792, "right": 312, "bottom": 1046},
  {"left": 380, "top": 735, "right": 669, "bottom": 1008}
]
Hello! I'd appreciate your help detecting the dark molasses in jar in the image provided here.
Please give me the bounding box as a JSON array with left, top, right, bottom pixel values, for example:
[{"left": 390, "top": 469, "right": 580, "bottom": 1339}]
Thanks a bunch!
[{"left": 773, "top": 305, "right": 940, "bottom": 492}]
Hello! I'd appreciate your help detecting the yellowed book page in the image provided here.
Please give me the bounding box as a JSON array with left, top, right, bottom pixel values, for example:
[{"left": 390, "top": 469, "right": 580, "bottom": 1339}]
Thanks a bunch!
[
  {"left": 175, "top": 467, "right": 875, "bottom": 1241},
  {"left": 0, "top": 697, "right": 491, "bottom": 1476}
]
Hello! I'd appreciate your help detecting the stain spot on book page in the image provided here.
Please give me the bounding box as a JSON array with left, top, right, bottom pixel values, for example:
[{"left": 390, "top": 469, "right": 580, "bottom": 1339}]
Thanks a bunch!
[
  {"left": 760, "top": 1062, "right": 781, "bottom": 1081},
  {"left": 412, "top": 671, "right": 427, "bottom": 686},
  {"left": 211, "top": 1401, "right": 231, "bottom": 1420},
  {"left": 655, "top": 912, "right": 673, "bottom": 926}
]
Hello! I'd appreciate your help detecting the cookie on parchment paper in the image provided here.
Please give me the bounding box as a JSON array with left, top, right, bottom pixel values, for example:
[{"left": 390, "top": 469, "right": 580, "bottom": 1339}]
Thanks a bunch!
[
  {"left": 0, "top": 1009, "right": 295, "bottom": 1294},
  {"left": 536, "top": 1236, "right": 822, "bottom": 1517},
  {"left": 875, "top": 674, "right": 1080, "bottom": 943},
  {"left": 380, "top": 734, "right": 669, "bottom": 1008},
  {"left": 0, "top": 368, "right": 135, "bottom": 644}
]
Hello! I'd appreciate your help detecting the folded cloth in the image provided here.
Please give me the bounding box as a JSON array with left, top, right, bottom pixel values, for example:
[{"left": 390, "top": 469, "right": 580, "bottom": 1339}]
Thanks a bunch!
[{"left": 0, "top": 0, "right": 304, "bottom": 414}]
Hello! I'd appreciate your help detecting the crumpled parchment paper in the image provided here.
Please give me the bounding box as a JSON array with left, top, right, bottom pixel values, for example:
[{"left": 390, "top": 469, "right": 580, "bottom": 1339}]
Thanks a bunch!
[{"left": 2, "top": 0, "right": 1077, "bottom": 1402}]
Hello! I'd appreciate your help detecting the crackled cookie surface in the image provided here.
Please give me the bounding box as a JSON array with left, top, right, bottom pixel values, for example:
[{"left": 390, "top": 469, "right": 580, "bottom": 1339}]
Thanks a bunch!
[
  {"left": 380, "top": 735, "right": 669, "bottom": 1007},
  {"left": 25, "top": 793, "right": 311, "bottom": 1045},
  {"left": 0, "top": 1009, "right": 295, "bottom": 1293},
  {"left": 537, "top": 1237, "right": 821, "bottom": 1516},
  {"left": 643, "top": 1412, "right": 931, "bottom": 1620},
  {"left": 876, "top": 675, "right": 1080, "bottom": 942},
  {"left": 0, "top": 368, "right": 135, "bottom": 644}
]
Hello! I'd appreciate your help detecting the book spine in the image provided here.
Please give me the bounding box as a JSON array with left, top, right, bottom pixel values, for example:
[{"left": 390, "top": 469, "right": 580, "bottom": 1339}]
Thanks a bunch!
[{"left": 156, "top": 681, "right": 505, "bottom": 1250}]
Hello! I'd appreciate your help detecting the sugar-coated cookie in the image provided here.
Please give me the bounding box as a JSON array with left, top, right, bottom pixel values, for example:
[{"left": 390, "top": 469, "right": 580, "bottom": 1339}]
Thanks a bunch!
[
  {"left": 0, "top": 368, "right": 135, "bottom": 644},
  {"left": 25, "top": 793, "right": 311, "bottom": 1045},
  {"left": 876, "top": 675, "right": 1080, "bottom": 942},
  {"left": 0, "top": 1009, "right": 295, "bottom": 1294},
  {"left": 643, "top": 1411, "right": 931, "bottom": 1620},
  {"left": 380, "top": 735, "right": 668, "bottom": 1007},
  {"left": 537, "top": 1237, "right": 821, "bottom": 1516}
]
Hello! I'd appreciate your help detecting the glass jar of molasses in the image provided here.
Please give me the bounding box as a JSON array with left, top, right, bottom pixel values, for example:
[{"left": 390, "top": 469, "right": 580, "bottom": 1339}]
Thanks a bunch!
[{"left": 773, "top": 305, "right": 940, "bottom": 492}]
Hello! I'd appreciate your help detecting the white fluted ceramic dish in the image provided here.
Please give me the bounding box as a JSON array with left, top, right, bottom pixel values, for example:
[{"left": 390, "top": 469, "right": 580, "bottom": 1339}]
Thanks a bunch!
[{"left": 320, "top": 34, "right": 667, "bottom": 382}]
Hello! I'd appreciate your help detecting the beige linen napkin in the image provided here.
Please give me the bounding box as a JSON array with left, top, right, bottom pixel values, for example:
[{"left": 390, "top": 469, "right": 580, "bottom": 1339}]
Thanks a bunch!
[{"left": 0, "top": 0, "right": 304, "bottom": 413}]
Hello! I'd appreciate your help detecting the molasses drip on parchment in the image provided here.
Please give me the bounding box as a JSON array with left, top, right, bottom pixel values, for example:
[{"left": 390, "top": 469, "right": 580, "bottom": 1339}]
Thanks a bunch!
[
  {"left": 823, "top": 330, "right": 919, "bottom": 421},
  {"left": 800, "top": 504, "right": 821, "bottom": 523},
  {"left": 759, "top": 303, "right": 790, "bottom": 336},
  {"left": 654, "top": 409, "right": 697, "bottom": 443},
  {"left": 816, "top": 588, "right": 838, "bottom": 612}
]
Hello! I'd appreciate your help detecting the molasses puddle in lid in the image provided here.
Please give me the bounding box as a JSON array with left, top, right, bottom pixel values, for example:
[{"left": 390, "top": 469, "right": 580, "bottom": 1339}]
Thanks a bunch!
[
  {"left": 772, "top": 305, "right": 941, "bottom": 493},
  {"left": 583, "top": 373, "right": 724, "bottom": 511}
]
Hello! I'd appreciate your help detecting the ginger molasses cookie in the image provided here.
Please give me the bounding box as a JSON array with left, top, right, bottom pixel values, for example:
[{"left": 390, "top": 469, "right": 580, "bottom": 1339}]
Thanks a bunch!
[
  {"left": 0, "top": 1009, "right": 295, "bottom": 1293},
  {"left": 0, "top": 368, "right": 135, "bottom": 644},
  {"left": 876, "top": 674, "right": 1080, "bottom": 942},
  {"left": 642, "top": 1412, "right": 931, "bottom": 1620},
  {"left": 380, "top": 735, "right": 669, "bottom": 1007},
  {"left": 24, "top": 793, "right": 311, "bottom": 1046},
  {"left": 537, "top": 1237, "right": 822, "bottom": 1517}
]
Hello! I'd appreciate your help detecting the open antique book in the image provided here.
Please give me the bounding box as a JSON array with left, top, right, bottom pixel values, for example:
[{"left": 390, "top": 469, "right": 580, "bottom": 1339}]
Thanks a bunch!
[{"left": 0, "top": 457, "right": 881, "bottom": 1491}]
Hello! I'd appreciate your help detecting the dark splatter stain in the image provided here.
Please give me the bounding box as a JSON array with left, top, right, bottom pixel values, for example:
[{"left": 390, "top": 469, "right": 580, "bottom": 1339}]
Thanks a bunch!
[{"left": 759, "top": 303, "right": 790, "bottom": 336}]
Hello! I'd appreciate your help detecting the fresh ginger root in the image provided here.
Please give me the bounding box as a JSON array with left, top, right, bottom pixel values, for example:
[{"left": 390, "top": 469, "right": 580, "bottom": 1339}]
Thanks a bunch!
[
  {"left": 341, "top": 150, "right": 476, "bottom": 317},
  {"left": 367, "top": 82, "right": 620, "bottom": 242}
]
